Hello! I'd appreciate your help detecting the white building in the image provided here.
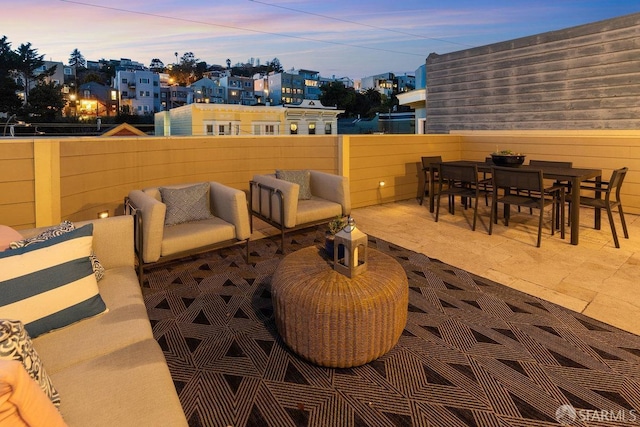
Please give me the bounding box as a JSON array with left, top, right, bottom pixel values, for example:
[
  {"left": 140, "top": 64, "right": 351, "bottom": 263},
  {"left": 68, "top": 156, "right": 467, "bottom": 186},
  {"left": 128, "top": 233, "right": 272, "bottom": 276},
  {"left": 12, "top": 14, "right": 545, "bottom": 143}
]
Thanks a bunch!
[{"left": 113, "top": 70, "right": 161, "bottom": 115}]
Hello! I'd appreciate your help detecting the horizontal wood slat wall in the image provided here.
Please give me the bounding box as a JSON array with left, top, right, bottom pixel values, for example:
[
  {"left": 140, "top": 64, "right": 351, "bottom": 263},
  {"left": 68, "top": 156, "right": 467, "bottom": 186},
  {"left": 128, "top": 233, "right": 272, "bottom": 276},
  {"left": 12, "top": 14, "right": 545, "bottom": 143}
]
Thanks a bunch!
[
  {"left": 58, "top": 135, "right": 339, "bottom": 223},
  {"left": 1, "top": 131, "right": 639, "bottom": 228},
  {"left": 426, "top": 13, "right": 640, "bottom": 133}
]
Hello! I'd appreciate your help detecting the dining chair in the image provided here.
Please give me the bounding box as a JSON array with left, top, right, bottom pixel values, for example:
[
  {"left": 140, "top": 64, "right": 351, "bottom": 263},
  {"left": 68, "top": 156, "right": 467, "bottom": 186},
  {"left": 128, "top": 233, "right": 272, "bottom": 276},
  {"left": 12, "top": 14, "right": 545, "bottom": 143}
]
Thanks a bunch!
[
  {"left": 435, "top": 163, "right": 485, "bottom": 231},
  {"left": 419, "top": 156, "right": 442, "bottom": 206},
  {"left": 489, "top": 166, "right": 564, "bottom": 247},
  {"left": 526, "top": 159, "right": 573, "bottom": 224},
  {"left": 576, "top": 167, "right": 629, "bottom": 248}
]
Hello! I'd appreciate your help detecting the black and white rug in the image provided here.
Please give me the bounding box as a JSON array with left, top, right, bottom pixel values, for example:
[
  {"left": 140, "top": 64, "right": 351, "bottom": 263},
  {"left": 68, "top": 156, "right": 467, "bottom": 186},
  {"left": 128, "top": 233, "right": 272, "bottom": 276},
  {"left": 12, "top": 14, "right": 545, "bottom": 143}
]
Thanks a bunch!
[{"left": 143, "top": 226, "right": 640, "bottom": 427}]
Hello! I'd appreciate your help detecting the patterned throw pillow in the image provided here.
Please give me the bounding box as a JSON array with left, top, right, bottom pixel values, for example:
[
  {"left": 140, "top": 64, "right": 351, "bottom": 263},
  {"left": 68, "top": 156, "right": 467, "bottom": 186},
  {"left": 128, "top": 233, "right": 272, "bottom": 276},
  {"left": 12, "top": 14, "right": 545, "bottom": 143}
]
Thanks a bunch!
[
  {"left": 159, "top": 183, "right": 213, "bottom": 226},
  {"left": 0, "top": 319, "right": 60, "bottom": 408},
  {"left": 10, "top": 220, "right": 105, "bottom": 281},
  {"left": 0, "top": 224, "right": 108, "bottom": 338},
  {"left": 276, "top": 169, "right": 312, "bottom": 200}
]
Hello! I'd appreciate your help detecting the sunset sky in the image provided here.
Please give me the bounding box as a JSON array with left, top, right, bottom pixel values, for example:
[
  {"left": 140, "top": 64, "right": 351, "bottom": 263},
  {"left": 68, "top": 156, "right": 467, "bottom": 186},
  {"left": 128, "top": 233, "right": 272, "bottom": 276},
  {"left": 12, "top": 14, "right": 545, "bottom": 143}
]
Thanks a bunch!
[{"left": 4, "top": 0, "right": 640, "bottom": 79}]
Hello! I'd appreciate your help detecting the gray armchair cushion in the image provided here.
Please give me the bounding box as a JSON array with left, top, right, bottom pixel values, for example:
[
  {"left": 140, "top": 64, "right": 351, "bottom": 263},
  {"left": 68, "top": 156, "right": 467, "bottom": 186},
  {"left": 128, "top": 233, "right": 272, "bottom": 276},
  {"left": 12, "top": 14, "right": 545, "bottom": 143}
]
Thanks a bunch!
[
  {"left": 276, "top": 169, "right": 312, "bottom": 200},
  {"left": 159, "top": 183, "right": 212, "bottom": 226}
]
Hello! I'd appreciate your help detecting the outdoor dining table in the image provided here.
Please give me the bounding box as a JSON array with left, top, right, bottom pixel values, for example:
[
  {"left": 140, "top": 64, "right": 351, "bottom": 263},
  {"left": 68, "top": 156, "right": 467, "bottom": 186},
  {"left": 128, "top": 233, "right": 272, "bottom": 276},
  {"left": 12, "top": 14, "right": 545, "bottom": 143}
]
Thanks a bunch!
[{"left": 428, "top": 160, "right": 602, "bottom": 245}]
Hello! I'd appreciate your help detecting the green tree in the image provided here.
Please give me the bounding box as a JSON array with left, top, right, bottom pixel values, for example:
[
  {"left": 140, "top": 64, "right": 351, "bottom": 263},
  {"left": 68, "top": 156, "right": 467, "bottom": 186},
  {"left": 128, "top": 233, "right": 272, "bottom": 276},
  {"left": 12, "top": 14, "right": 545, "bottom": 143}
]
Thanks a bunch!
[
  {"left": 0, "top": 36, "right": 21, "bottom": 114},
  {"left": 27, "top": 81, "right": 65, "bottom": 120},
  {"left": 319, "top": 81, "right": 355, "bottom": 116},
  {"left": 169, "top": 52, "right": 199, "bottom": 86},
  {"left": 266, "top": 58, "right": 283, "bottom": 73},
  {"left": 15, "top": 43, "right": 54, "bottom": 104},
  {"left": 149, "top": 58, "right": 165, "bottom": 73},
  {"left": 68, "top": 48, "right": 86, "bottom": 68}
]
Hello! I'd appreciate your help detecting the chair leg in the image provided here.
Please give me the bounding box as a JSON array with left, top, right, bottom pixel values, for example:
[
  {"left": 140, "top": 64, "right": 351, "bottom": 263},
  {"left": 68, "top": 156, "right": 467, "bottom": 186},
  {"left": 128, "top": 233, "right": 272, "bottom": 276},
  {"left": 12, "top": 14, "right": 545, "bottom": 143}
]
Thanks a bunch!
[
  {"left": 419, "top": 175, "right": 428, "bottom": 206},
  {"left": 537, "top": 206, "right": 544, "bottom": 247},
  {"left": 489, "top": 200, "right": 496, "bottom": 235},
  {"left": 619, "top": 205, "right": 629, "bottom": 239},
  {"left": 560, "top": 192, "right": 565, "bottom": 239},
  {"left": 550, "top": 201, "right": 556, "bottom": 236},
  {"left": 435, "top": 192, "right": 442, "bottom": 222},
  {"left": 606, "top": 206, "right": 620, "bottom": 248},
  {"left": 472, "top": 197, "right": 479, "bottom": 231}
]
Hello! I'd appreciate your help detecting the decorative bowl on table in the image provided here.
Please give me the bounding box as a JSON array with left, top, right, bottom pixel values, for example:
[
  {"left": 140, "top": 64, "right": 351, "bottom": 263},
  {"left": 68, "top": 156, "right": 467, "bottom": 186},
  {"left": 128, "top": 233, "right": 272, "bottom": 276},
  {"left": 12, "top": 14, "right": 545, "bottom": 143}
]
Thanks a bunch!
[{"left": 490, "top": 151, "right": 526, "bottom": 167}]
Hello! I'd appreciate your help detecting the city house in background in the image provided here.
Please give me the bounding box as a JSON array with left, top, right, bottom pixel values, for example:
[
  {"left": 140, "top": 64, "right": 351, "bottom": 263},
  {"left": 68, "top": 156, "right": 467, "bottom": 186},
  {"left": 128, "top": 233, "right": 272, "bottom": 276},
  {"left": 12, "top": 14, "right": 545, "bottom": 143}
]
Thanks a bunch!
[{"left": 155, "top": 99, "right": 342, "bottom": 136}]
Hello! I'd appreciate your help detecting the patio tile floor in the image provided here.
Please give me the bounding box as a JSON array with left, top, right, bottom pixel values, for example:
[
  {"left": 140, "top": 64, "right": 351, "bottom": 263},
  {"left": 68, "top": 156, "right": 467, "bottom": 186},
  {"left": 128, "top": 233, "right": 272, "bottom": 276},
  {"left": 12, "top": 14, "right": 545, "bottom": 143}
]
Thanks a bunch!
[{"left": 253, "top": 198, "right": 640, "bottom": 336}]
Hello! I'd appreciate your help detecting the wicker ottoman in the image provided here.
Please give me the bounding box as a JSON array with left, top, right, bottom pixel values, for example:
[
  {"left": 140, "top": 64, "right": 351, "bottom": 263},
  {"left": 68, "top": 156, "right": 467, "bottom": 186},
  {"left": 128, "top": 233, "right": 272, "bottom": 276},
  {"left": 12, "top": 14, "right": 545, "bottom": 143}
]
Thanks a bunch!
[{"left": 271, "top": 246, "right": 408, "bottom": 368}]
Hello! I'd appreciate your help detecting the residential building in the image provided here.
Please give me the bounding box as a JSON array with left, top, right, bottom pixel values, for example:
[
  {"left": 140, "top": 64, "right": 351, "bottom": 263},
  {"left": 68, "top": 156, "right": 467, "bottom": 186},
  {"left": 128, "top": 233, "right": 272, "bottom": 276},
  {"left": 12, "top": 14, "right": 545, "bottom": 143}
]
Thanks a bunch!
[
  {"left": 267, "top": 72, "right": 305, "bottom": 105},
  {"left": 190, "top": 77, "right": 225, "bottom": 104},
  {"left": 160, "top": 85, "right": 192, "bottom": 110},
  {"left": 77, "top": 81, "right": 118, "bottom": 118},
  {"left": 283, "top": 99, "right": 341, "bottom": 135},
  {"left": 113, "top": 70, "right": 161, "bottom": 115},
  {"left": 295, "top": 69, "right": 321, "bottom": 100},
  {"left": 397, "top": 64, "right": 426, "bottom": 134},
  {"left": 358, "top": 72, "right": 395, "bottom": 97},
  {"left": 395, "top": 73, "right": 415, "bottom": 93},
  {"left": 219, "top": 75, "right": 255, "bottom": 105},
  {"left": 155, "top": 99, "right": 342, "bottom": 136},
  {"left": 320, "top": 75, "right": 355, "bottom": 89}
]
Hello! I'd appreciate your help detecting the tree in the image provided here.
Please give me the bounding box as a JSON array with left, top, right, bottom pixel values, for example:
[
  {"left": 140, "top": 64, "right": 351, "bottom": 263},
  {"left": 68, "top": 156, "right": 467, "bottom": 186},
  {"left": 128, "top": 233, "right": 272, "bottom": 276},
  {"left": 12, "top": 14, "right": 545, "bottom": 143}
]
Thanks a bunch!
[
  {"left": 27, "top": 81, "right": 65, "bottom": 120},
  {"left": 0, "top": 36, "right": 21, "bottom": 114},
  {"left": 169, "top": 52, "right": 199, "bottom": 86},
  {"left": 68, "top": 48, "right": 86, "bottom": 69},
  {"left": 267, "top": 57, "right": 283, "bottom": 73},
  {"left": 15, "top": 43, "right": 53, "bottom": 104},
  {"left": 149, "top": 58, "right": 165, "bottom": 73},
  {"left": 319, "top": 81, "right": 355, "bottom": 116}
]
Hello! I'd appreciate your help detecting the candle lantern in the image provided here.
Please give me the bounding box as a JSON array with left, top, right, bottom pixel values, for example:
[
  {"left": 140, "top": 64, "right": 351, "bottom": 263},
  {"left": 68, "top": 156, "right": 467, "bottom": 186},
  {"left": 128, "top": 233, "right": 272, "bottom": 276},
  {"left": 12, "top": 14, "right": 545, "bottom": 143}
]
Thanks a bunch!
[{"left": 334, "top": 216, "right": 368, "bottom": 278}]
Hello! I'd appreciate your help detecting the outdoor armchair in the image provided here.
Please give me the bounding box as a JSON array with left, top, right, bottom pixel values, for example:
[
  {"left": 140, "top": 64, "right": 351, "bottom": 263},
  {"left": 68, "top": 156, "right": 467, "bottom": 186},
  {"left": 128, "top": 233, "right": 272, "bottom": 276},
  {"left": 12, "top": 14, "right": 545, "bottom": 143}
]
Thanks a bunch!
[
  {"left": 250, "top": 170, "right": 351, "bottom": 251},
  {"left": 126, "top": 181, "right": 251, "bottom": 282}
]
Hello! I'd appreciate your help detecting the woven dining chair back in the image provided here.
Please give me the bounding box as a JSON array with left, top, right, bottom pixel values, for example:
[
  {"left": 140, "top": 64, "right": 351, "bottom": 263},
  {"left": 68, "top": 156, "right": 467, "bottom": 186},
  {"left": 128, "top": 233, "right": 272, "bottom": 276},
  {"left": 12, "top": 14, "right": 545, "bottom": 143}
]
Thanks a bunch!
[
  {"left": 419, "top": 155, "right": 442, "bottom": 206},
  {"left": 489, "top": 166, "right": 562, "bottom": 247},
  {"left": 492, "top": 166, "right": 544, "bottom": 192},
  {"left": 435, "top": 164, "right": 483, "bottom": 231},
  {"left": 579, "top": 167, "right": 629, "bottom": 248}
]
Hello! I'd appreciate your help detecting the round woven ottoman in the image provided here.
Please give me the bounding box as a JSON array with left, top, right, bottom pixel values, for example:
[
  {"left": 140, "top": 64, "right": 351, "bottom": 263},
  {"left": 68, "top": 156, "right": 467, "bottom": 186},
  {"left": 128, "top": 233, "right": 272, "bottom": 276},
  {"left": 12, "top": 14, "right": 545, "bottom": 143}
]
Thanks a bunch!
[{"left": 271, "top": 246, "right": 408, "bottom": 368}]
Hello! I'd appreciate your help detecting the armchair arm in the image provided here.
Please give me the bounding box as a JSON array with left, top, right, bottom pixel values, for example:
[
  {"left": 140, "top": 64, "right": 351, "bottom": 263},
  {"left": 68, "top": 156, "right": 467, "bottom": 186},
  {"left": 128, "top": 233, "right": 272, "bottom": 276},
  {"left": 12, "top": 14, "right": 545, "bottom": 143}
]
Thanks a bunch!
[
  {"left": 251, "top": 175, "right": 299, "bottom": 228},
  {"left": 209, "top": 182, "right": 251, "bottom": 240},
  {"left": 127, "top": 190, "right": 166, "bottom": 263},
  {"left": 309, "top": 171, "right": 351, "bottom": 216}
]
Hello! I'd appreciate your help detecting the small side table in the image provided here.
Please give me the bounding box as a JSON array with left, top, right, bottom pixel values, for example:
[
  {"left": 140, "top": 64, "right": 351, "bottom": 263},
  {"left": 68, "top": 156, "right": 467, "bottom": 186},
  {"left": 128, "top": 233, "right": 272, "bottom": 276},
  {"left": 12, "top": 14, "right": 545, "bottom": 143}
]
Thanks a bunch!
[{"left": 271, "top": 246, "right": 408, "bottom": 368}]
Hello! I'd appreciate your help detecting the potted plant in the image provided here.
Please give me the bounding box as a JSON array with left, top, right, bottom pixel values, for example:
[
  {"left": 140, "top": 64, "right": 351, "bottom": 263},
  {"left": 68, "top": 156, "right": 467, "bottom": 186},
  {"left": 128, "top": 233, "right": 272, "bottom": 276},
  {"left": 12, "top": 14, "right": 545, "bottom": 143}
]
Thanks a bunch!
[
  {"left": 491, "top": 149, "right": 526, "bottom": 167},
  {"left": 325, "top": 215, "right": 347, "bottom": 256}
]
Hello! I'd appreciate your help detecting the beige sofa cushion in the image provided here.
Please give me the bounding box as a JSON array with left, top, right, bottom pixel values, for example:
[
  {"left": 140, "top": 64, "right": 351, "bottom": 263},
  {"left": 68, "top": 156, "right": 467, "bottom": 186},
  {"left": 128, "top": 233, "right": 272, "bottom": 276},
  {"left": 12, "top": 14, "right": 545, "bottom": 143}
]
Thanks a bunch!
[
  {"left": 33, "top": 267, "right": 152, "bottom": 374},
  {"left": 296, "top": 197, "right": 344, "bottom": 226},
  {"left": 161, "top": 216, "right": 237, "bottom": 257},
  {"left": 51, "top": 339, "right": 187, "bottom": 427}
]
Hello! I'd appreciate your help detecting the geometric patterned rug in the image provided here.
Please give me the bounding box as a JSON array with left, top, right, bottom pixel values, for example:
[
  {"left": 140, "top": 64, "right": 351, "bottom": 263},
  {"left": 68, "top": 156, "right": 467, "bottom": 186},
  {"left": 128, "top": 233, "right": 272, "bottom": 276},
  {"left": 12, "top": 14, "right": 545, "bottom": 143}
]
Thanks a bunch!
[{"left": 142, "top": 226, "right": 640, "bottom": 427}]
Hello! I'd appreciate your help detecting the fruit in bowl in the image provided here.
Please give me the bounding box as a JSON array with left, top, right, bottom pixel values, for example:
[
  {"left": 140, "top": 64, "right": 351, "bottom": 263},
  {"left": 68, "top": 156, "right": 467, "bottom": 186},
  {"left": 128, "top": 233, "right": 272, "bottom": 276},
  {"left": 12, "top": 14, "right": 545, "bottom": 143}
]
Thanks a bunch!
[{"left": 490, "top": 150, "right": 526, "bottom": 167}]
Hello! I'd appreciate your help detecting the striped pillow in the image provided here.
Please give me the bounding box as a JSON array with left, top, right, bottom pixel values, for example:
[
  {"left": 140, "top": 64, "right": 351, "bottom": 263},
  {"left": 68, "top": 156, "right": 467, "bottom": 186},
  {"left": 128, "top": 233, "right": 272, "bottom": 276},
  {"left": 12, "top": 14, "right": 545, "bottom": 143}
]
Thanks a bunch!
[{"left": 0, "top": 224, "right": 107, "bottom": 338}]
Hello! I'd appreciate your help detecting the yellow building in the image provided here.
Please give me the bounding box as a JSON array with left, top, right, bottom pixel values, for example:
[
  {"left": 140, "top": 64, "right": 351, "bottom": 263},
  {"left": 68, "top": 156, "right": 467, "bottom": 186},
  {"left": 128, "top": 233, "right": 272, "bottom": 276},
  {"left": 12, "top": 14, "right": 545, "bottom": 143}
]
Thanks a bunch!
[{"left": 155, "top": 100, "right": 343, "bottom": 136}]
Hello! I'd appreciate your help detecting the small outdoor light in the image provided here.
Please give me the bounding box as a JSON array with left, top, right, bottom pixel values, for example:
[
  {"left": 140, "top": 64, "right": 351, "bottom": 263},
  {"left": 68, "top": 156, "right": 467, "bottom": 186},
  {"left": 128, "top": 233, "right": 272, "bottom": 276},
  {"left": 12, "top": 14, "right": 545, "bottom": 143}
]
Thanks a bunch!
[
  {"left": 97, "top": 210, "right": 109, "bottom": 219},
  {"left": 334, "top": 216, "right": 368, "bottom": 278}
]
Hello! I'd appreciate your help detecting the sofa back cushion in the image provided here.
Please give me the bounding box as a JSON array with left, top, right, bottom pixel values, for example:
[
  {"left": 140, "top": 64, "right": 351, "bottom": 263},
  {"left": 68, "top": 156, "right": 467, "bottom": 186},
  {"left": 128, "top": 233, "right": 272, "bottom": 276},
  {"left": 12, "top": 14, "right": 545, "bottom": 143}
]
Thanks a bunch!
[{"left": 0, "top": 225, "right": 107, "bottom": 338}]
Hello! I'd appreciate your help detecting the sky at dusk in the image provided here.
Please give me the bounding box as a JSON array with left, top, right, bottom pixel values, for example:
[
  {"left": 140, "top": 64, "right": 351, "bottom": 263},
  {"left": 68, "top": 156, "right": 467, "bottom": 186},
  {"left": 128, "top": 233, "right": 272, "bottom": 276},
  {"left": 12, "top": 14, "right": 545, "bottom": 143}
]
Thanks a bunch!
[{"left": 4, "top": 0, "right": 640, "bottom": 79}]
